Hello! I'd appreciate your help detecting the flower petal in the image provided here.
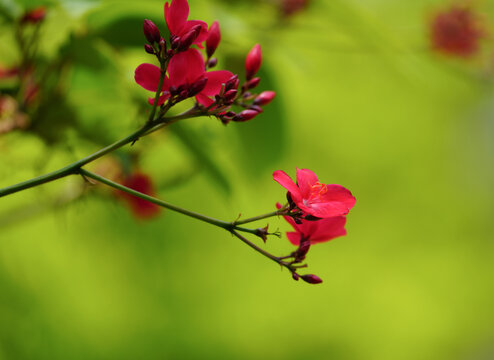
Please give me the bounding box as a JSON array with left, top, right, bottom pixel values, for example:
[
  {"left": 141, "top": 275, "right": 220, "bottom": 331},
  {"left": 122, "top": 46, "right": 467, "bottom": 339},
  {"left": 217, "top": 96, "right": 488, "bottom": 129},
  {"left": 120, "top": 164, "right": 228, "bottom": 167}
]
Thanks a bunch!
[
  {"left": 286, "top": 232, "right": 302, "bottom": 246},
  {"left": 298, "top": 185, "right": 355, "bottom": 218},
  {"left": 195, "top": 93, "right": 214, "bottom": 107},
  {"left": 296, "top": 168, "right": 319, "bottom": 198},
  {"left": 135, "top": 63, "right": 161, "bottom": 92},
  {"left": 201, "top": 70, "right": 233, "bottom": 96},
  {"left": 148, "top": 92, "right": 170, "bottom": 106},
  {"left": 164, "top": 0, "right": 188, "bottom": 35},
  {"left": 309, "top": 216, "right": 347, "bottom": 243},
  {"left": 168, "top": 48, "right": 205, "bottom": 86},
  {"left": 273, "top": 170, "right": 301, "bottom": 201}
]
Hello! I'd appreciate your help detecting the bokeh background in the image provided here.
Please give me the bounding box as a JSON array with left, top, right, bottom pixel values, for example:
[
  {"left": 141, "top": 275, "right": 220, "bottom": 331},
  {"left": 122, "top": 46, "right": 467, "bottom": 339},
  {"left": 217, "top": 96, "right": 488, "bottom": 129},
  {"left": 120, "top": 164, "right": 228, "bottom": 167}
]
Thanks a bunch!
[{"left": 1, "top": 0, "right": 494, "bottom": 359}]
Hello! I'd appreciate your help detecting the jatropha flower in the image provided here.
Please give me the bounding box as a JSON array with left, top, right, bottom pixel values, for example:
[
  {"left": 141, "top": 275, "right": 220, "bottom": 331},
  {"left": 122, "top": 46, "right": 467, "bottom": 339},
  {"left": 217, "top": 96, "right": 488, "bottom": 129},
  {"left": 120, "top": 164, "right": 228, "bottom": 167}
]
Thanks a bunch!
[
  {"left": 135, "top": 0, "right": 276, "bottom": 124},
  {"left": 273, "top": 168, "right": 355, "bottom": 219},
  {"left": 117, "top": 172, "right": 161, "bottom": 220},
  {"left": 430, "top": 5, "right": 485, "bottom": 58}
]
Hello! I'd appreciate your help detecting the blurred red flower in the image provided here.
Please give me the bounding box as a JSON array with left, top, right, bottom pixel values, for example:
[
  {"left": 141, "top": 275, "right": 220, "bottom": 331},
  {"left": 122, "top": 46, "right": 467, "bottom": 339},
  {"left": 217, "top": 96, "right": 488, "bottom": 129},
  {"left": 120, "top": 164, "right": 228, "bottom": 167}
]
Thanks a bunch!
[
  {"left": 118, "top": 172, "right": 161, "bottom": 220},
  {"left": 430, "top": 5, "right": 485, "bottom": 58}
]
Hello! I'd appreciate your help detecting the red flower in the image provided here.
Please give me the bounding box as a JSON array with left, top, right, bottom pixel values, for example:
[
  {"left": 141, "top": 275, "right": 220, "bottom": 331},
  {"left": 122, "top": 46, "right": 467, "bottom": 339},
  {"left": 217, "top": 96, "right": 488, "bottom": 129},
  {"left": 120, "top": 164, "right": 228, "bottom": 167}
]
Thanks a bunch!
[
  {"left": 118, "top": 172, "right": 161, "bottom": 220},
  {"left": 245, "top": 44, "right": 262, "bottom": 80},
  {"left": 135, "top": 48, "right": 233, "bottom": 106},
  {"left": 430, "top": 5, "right": 485, "bottom": 58},
  {"left": 164, "top": 0, "right": 208, "bottom": 47},
  {"left": 273, "top": 168, "right": 356, "bottom": 218}
]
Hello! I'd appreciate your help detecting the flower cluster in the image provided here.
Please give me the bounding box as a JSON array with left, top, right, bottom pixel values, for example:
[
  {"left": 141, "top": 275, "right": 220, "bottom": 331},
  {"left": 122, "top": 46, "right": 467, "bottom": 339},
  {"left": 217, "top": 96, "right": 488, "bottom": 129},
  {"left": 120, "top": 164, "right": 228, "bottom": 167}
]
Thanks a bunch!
[
  {"left": 135, "top": 0, "right": 276, "bottom": 124},
  {"left": 273, "top": 168, "right": 356, "bottom": 284},
  {"left": 430, "top": 4, "right": 485, "bottom": 58}
]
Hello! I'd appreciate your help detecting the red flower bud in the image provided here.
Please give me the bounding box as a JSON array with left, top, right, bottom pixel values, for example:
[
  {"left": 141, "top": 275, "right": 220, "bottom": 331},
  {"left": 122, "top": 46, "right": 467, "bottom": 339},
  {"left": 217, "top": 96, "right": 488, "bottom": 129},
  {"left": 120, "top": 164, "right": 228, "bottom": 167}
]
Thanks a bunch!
[
  {"left": 249, "top": 105, "right": 263, "bottom": 113},
  {"left": 143, "top": 19, "right": 161, "bottom": 44},
  {"left": 188, "top": 77, "right": 208, "bottom": 97},
  {"left": 208, "top": 58, "right": 218, "bottom": 68},
  {"left": 206, "top": 21, "right": 221, "bottom": 58},
  {"left": 177, "top": 25, "right": 202, "bottom": 52},
  {"left": 223, "top": 89, "right": 237, "bottom": 103},
  {"left": 21, "top": 7, "right": 46, "bottom": 24},
  {"left": 245, "top": 44, "right": 262, "bottom": 80},
  {"left": 301, "top": 274, "right": 323, "bottom": 284},
  {"left": 247, "top": 77, "right": 261, "bottom": 89},
  {"left": 225, "top": 75, "right": 239, "bottom": 92},
  {"left": 253, "top": 91, "right": 276, "bottom": 106},
  {"left": 144, "top": 44, "right": 154, "bottom": 54},
  {"left": 233, "top": 109, "right": 258, "bottom": 122}
]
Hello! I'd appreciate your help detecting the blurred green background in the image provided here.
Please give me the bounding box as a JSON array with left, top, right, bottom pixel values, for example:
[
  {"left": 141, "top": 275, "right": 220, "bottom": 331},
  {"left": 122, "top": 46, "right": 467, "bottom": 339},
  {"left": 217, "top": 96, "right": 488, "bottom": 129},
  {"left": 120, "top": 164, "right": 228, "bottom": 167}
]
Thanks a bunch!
[{"left": 1, "top": 0, "right": 494, "bottom": 359}]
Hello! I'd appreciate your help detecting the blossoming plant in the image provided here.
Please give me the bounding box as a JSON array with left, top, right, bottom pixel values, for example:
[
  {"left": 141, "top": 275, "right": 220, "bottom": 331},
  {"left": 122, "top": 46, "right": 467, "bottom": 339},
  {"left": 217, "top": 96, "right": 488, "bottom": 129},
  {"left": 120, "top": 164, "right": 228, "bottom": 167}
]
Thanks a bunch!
[{"left": 0, "top": 0, "right": 355, "bottom": 284}]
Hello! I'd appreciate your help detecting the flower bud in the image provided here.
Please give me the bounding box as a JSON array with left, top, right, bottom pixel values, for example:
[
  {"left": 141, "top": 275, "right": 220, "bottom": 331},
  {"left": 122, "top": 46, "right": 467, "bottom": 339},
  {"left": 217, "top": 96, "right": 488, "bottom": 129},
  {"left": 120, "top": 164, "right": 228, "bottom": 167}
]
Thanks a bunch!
[
  {"left": 225, "top": 75, "right": 239, "bottom": 92},
  {"left": 21, "top": 7, "right": 46, "bottom": 24},
  {"left": 208, "top": 58, "right": 218, "bottom": 68},
  {"left": 233, "top": 109, "right": 259, "bottom": 122},
  {"left": 292, "top": 273, "right": 300, "bottom": 281},
  {"left": 301, "top": 274, "right": 323, "bottom": 284},
  {"left": 245, "top": 44, "right": 262, "bottom": 80},
  {"left": 143, "top": 19, "right": 161, "bottom": 44},
  {"left": 247, "top": 77, "right": 261, "bottom": 89},
  {"left": 206, "top": 21, "right": 221, "bottom": 58},
  {"left": 144, "top": 44, "right": 154, "bottom": 54},
  {"left": 188, "top": 77, "right": 208, "bottom": 97},
  {"left": 177, "top": 25, "right": 202, "bottom": 52},
  {"left": 223, "top": 89, "right": 237, "bottom": 103},
  {"left": 249, "top": 105, "right": 263, "bottom": 113},
  {"left": 253, "top": 91, "right": 276, "bottom": 106},
  {"left": 171, "top": 36, "right": 181, "bottom": 50}
]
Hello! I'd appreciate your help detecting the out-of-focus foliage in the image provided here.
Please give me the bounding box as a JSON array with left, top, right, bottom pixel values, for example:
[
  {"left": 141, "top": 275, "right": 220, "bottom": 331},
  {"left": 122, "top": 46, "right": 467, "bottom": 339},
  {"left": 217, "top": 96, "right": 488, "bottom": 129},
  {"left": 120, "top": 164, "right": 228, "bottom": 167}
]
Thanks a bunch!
[{"left": 1, "top": 0, "right": 494, "bottom": 359}]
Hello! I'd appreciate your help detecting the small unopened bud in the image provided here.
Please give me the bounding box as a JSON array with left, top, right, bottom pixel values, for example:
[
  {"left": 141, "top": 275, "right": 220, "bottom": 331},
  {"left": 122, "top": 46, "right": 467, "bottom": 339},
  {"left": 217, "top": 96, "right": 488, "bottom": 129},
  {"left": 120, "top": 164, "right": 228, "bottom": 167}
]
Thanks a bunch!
[
  {"left": 177, "top": 25, "right": 202, "bottom": 52},
  {"left": 206, "top": 21, "right": 221, "bottom": 58},
  {"left": 179, "top": 89, "right": 189, "bottom": 99},
  {"left": 188, "top": 77, "right": 208, "bottom": 97},
  {"left": 21, "top": 7, "right": 46, "bottom": 24},
  {"left": 143, "top": 19, "right": 161, "bottom": 44},
  {"left": 301, "top": 274, "right": 323, "bottom": 284},
  {"left": 144, "top": 44, "right": 154, "bottom": 54},
  {"left": 295, "top": 239, "right": 311, "bottom": 260},
  {"left": 292, "top": 273, "right": 300, "bottom": 281},
  {"left": 225, "top": 111, "right": 236, "bottom": 118},
  {"left": 249, "top": 105, "right": 263, "bottom": 113},
  {"left": 233, "top": 109, "right": 259, "bottom": 122},
  {"left": 208, "top": 58, "right": 218, "bottom": 68},
  {"left": 225, "top": 75, "right": 239, "bottom": 92},
  {"left": 223, "top": 89, "right": 237, "bottom": 103},
  {"left": 253, "top": 91, "right": 276, "bottom": 106},
  {"left": 245, "top": 44, "right": 262, "bottom": 80},
  {"left": 171, "top": 36, "right": 181, "bottom": 50},
  {"left": 247, "top": 77, "right": 261, "bottom": 89}
]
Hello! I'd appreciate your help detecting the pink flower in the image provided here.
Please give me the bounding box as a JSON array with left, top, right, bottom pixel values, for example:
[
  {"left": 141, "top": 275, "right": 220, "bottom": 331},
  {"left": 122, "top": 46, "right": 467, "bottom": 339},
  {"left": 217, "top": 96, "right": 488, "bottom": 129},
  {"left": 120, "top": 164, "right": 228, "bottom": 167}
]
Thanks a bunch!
[
  {"left": 273, "top": 168, "right": 356, "bottom": 218},
  {"left": 21, "top": 7, "right": 46, "bottom": 24},
  {"left": 245, "top": 44, "right": 262, "bottom": 80},
  {"left": 164, "top": 0, "right": 208, "bottom": 47},
  {"left": 135, "top": 48, "right": 233, "bottom": 106},
  {"left": 430, "top": 5, "right": 485, "bottom": 58}
]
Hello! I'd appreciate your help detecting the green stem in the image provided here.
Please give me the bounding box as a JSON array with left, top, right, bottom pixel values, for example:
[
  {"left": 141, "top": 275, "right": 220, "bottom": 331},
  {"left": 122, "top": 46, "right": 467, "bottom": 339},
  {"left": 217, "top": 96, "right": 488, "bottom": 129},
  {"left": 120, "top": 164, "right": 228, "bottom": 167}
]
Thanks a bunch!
[
  {"left": 148, "top": 58, "right": 169, "bottom": 122},
  {"left": 79, "top": 168, "right": 258, "bottom": 236},
  {"left": 234, "top": 209, "right": 285, "bottom": 225}
]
